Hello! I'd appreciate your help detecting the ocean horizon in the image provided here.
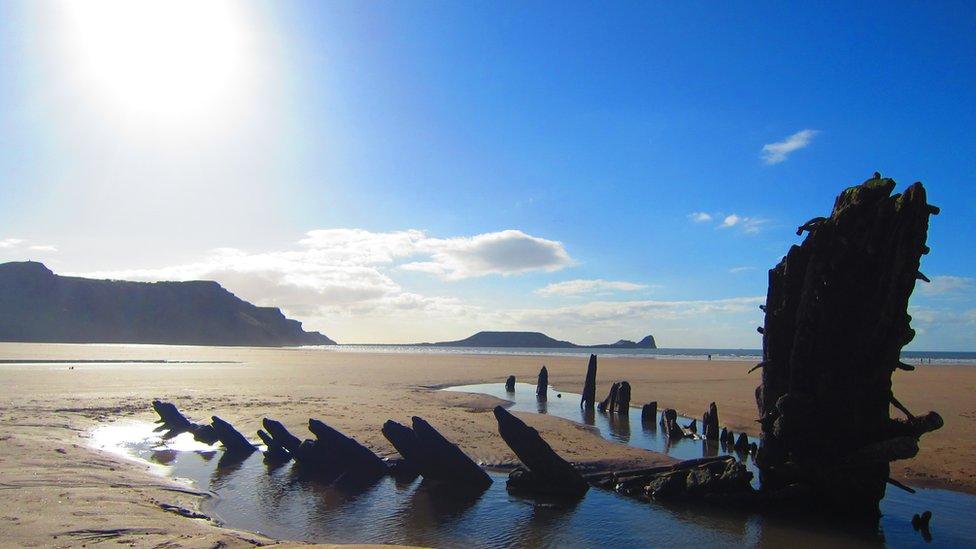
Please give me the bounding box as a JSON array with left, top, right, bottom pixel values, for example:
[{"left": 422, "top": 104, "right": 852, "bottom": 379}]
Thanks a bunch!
[{"left": 312, "top": 344, "right": 976, "bottom": 365}]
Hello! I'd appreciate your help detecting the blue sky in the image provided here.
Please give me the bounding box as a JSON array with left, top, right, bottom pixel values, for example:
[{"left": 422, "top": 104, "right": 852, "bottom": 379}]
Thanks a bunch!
[{"left": 1, "top": 1, "right": 974, "bottom": 348}]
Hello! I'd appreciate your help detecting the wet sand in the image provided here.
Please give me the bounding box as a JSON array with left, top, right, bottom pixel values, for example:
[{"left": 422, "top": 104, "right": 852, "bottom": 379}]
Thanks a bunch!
[{"left": 0, "top": 342, "right": 971, "bottom": 546}]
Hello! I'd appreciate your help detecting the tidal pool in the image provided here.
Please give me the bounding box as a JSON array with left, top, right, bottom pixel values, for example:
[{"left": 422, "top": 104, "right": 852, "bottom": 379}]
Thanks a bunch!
[{"left": 89, "top": 383, "right": 974, "bottom": 547}]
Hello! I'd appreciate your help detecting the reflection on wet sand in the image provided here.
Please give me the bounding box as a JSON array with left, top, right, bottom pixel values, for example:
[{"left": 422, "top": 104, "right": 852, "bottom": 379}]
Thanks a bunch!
[
  {"left": 506, "top": 495, "right": 580, "bottom": 548},
  {"left": 212, "top": 451, "right": 249, "bottom": 487},
  {"left": 608, "top": 412, "right": 631, "bottom": 442},
  {"left": 580, "top": 406, "right": 595, "bottom": 426},
  {"left": 253, "top": 459, "right": 292, "bottom": 521},
  {"left": 702, "top": 439, "right": 719, "bottom": 458},
  {"left": 151, "top": 449, "right": 178, "bottom": 465},
  {"left": 94, "top": 391, "right": 976, "bottom": 548},
  {"left": 403, "top": 479, "right": 486, "bottom": 528}
]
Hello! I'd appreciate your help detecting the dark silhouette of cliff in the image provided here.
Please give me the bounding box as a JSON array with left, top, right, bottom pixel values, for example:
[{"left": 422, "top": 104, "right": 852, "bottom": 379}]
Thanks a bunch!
[
  {"left": 594, "top": 335, "right": 657, "bottom": 349},
  {"left": 0, "top": 261, "right": 335, "bottom": 346},
  {"left": 423, "top": 331, "right": 656, "bottom": 349}
]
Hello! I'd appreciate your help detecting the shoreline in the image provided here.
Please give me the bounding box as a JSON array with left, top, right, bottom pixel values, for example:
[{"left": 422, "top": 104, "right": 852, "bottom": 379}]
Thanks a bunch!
[
  {"left": 3, "top": 343, "right": 971, "bottom": 487},
  {"left": 6, "top": 340, "right": 973, "bottom": 364},
  {"left": 317, "top": 346, "right": 976, "bottom": 366}
]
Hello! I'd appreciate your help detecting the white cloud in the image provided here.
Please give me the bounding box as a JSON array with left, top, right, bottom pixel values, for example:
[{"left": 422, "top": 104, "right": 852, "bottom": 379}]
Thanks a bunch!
[
  {"left": 909, "top": 306, "right": 976, "bottom": 327},
  {"left": 535, "top": 279, "right": 648, "bottom": 297},
  {"left": 729, "top": 266, "right": 754, "bottom": 274},
  {"left": 918, "top": 275, "right": 974, "bottom": 296},
  {"left": 689, "top": 213, "right": 767, "bottom": 234},
  {"left": 501, "top": 296, "right": 765, "bottom": 327},
  {"left": 903, "top": 290, "right": 976, "bottom": 350},
  {"left": 71, "top": 227, "right": 572, "bottom": 331},
  {"left": 718, "top": 214, "right": 767, "bottom": 234},
  {"left": 720, "top": 214, "right": 741, "bottom": 228},
  {"left": 761, "top": 129, "right": 819, "bottom": 165},
  {"left": 0, "top": 238, "right": 58, "bottom": 253},
  {"left": 401, "top": 229, "right": 572, "bottom": 280},
  {"left": 64, "top": 232, "right": 773, "bottom": 346}
]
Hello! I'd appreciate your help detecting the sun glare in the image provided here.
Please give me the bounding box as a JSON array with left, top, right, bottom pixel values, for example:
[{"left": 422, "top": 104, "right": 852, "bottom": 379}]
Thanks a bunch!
[{"left": 62, "top": 0, "right": 246, "bottom": 118}]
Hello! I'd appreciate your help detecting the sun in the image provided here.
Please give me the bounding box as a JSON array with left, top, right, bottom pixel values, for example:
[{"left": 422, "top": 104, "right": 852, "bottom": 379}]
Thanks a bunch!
[{"left": 62, "top": 0, "right": 246, "bottom": 119}]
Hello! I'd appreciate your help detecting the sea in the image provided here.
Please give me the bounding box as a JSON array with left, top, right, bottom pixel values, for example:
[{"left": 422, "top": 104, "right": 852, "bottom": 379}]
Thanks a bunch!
[{"left": 312, "top": 345, "right": 976, "bottom": 365}]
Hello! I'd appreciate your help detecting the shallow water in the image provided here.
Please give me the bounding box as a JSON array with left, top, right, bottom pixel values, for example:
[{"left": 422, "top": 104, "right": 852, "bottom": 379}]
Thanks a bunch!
[
  {"left": 91, "top": 383, "right": 975, "bottom": 547},
  {"left": 454, "top": 382, "right": 762, "bottom": 471}
]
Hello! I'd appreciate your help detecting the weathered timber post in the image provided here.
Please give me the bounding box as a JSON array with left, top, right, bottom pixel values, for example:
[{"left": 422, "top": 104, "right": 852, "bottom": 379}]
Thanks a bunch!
[
  {"left": 536, "top": 366, "right": 548, "bottom": 400},
  {"left": 493, "top": 406, "right": 589, "bottom": 497},
  {"left": 615, "top": 381, "right": 631, "bottom": 414},
  {"left": 756, "top": 174, "right": 943, "bottom": 517},
  {"left": 598, "top": 382, "right": 620, "bottom": 412},
  {"left": 641, "top": 402, "right": 658, "bottom": 424},
  {"left": 581, "top": 354, "right": 597, "bottom": 409},
  {"left": 703, "top": 402, "right": 719, "bottom": 440}
]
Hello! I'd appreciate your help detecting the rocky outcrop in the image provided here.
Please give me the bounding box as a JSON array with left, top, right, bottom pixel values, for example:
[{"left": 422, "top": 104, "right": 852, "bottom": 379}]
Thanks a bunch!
[
  {"left": 0, "top": 261, "right": 335, "bottom": 346},
  {"left": 427, "top": 331, "right": 577, "bottom": 348},
  {"left": 635, "top": 335, "right": 657, "bottom": 349},
  {"left": 590, "top": 336, "right": 657, "bottom": 349},
  {"left": 493, "top": 406, "right": 588, "bottom": 497},
  {"left": 423, "top": 331, "right": 656, "bottom": 349},
  {"left": 755, "top": 174, "right": 943, "bottom": 517}
]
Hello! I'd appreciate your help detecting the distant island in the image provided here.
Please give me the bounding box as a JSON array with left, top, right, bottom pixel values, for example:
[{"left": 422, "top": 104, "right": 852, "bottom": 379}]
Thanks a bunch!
[
  {"left": 421, "top": 330, "right": 657, "bottom": 349},
  {"left": 0, "top": 261, "right": 335, "bottom": 347}
]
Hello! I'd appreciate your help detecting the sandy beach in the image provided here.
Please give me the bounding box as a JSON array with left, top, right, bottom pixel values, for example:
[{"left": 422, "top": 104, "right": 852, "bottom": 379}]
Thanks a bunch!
[{"left": 0, "top": 342, "right": 972, "bottom": 546}]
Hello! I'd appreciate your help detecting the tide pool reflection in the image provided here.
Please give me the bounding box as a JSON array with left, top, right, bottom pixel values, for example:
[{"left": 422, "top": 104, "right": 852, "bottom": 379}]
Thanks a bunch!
[
  {"left": 90, "top": 394, "right": 976, "bottom": 548},
  {"left": 462, "top": 382, "right": 760, "bottom": 469}
]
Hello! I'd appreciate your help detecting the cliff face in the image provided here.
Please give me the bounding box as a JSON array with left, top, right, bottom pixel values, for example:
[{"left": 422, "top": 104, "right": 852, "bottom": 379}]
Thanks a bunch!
[
  {"left": 590, "top": 335, "right": 657, "bottom": 349},
  {"left": 637, "top": 335, "right": 657, "bottom": 348},
  {"left": 427, "top": 331, "right": 657, "bottom": 349},
  {"left": 0, "top": 261, "right": 335, "bottom": 347}
]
